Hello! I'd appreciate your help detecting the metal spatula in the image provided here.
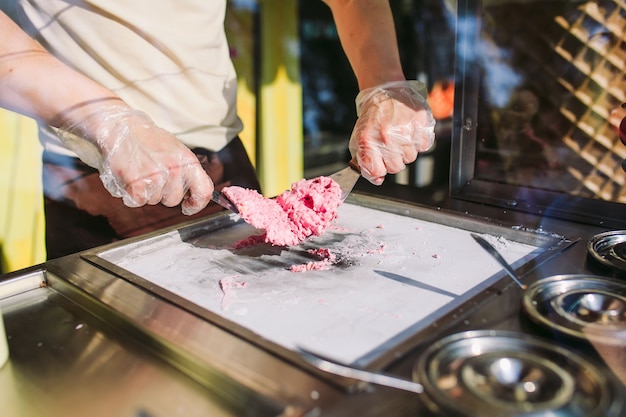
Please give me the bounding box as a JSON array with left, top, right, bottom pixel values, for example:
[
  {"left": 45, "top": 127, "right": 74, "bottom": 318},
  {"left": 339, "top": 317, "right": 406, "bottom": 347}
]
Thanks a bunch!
[
  {"left": 296, "top": 346, "right": 424, "bottom": 394},
  {"left": 470, "top": 233, "right": 526, "bottom": 290},
  {"left": 195, "top": 152, "right": 240, "bottom": 214},
  {"left": 329, "top": 159, "right": 361, "bottom": 202},
  {"left": 211, "top": 190, "right": 239, "bottom": 213}
]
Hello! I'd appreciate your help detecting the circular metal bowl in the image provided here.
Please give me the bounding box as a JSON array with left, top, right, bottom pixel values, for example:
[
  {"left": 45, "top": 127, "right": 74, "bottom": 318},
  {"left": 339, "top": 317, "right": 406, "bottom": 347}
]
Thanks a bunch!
[
  {"left": 413, "top": 330, "right": 623, "bottom": 417},
  {"left": 587, "top": 230, "right": 626, "bottom": 272},
  {"left": 522, "top": 274, "right": 626, "bottom": 346}
]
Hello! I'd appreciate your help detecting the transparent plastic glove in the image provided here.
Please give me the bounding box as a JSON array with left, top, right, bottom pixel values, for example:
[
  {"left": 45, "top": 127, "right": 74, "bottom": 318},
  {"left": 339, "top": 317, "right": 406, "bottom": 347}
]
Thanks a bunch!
[
  {"left": 349, "top": 80, "right": 436, "bottom": 185},
  {"left": 57, "top": 105, "right": 213, "bottom": 215}
]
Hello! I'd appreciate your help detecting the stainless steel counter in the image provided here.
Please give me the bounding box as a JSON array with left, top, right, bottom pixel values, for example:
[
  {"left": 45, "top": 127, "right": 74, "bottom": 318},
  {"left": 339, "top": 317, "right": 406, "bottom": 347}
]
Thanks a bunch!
[
  {"left": 0, "top": 267, "right": 323, "bottom": 417},
  {"left": 0, "top": 191, "right": 624, "bottom": 417}
]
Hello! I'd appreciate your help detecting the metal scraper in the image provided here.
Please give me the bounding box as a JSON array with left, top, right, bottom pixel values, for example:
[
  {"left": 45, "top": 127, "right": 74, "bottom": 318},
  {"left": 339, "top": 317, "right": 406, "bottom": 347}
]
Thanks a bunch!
[
  {"left": 329, "top": 159, "right": 361, "bottom": 202},
  {"left": 211, "top": 190, "right": 239, "bottom": 214},
  {"left": 195, "top": 153, "right": 239, "bottom": 213}
]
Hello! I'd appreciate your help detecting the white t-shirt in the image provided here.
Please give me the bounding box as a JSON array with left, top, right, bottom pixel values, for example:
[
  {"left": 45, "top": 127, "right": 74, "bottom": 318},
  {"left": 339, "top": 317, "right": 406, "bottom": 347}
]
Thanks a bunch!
[{"left": 15, "top": 0, "right": 242, "bottom": 156}]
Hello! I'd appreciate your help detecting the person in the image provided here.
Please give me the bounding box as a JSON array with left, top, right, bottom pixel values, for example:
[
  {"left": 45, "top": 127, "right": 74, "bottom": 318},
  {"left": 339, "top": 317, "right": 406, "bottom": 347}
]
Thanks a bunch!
[
  {"left": 610, "top": 104, "right": 626, "bottom": 162},
  {"left": 0, "top": 0, "right": 435, "bottom": 259},
  {"left": 0, "top": 8, "right": 223, "bottom": 257}
]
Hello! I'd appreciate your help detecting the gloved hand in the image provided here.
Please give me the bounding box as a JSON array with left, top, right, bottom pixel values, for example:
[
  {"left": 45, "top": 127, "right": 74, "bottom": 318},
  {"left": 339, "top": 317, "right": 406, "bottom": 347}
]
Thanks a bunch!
[
  {"left": 57, "top": 105, "right": 213, "bottom": 215},
  {"left": 349, "top": 80, "right": 436, "bottom": 185}
]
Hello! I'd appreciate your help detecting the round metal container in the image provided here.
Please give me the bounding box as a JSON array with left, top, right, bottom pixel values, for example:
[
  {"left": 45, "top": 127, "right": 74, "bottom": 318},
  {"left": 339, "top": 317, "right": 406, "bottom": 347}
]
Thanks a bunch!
[
  {"left": 413, "top": 330, "right": 623, "bottom": 417},
  {"left": 587, "top": 230, "right": 626, "bottom": 272},
  {"left": 522, "top": 274, "right": 626, "bottom": 346}
]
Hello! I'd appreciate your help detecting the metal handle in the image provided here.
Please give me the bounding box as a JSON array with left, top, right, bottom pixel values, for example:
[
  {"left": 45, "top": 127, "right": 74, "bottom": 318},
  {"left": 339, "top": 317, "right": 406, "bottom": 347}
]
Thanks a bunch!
[
  {"left": 296, "top": 347, "right": 424, "bottom": 394},
  {"left": 471, "top": 233, "right": 527, "bottom": 290}
]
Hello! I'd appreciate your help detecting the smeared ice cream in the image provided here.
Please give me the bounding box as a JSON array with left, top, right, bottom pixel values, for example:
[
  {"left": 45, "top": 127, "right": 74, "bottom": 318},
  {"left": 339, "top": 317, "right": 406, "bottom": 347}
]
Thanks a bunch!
[
  {"left": 290, "top": 248, "right": 337, "bottom": 272},
  {"left": 219, "top": 276, "right": 247, "bottom": 310},
  {"left": 223, "top": 176, "right": 342, "bottom": 246}
]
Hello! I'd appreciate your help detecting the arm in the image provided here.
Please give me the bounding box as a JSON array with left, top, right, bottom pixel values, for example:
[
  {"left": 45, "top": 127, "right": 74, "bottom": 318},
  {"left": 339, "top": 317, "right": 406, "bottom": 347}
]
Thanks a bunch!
[
  {"left": 0, "top": 11, "right": 120, "bottom": 125},
  {"left": 321, "top": 0, "right": 404, "bottom": 89},
  {"left": 0, "top": 11, "right": 213, "bottom": 214},
  {"left": 322, "top": 0, "right": 436, "bottom": 184}
]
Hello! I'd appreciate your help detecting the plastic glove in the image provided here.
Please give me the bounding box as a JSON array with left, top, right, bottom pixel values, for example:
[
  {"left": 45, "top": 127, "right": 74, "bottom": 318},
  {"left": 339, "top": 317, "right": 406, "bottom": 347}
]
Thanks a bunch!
[
  {"left": 57, "top": 105, "right": 213, "bottom": 215},
  {"left": 349, "top": 80, "right": 436, "bottom": 185}
]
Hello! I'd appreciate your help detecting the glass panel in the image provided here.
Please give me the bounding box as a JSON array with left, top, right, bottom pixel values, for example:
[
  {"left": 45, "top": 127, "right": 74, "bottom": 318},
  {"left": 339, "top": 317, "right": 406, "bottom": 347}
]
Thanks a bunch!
[{"left": 472, "top": 0, "right": 626, "bottom": 203}]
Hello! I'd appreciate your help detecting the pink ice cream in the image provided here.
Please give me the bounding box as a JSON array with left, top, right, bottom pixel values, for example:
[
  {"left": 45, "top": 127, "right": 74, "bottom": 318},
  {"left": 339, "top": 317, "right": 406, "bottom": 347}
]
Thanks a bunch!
[
  {"left": 222, "top": 176, "right": 342, "bottom": 246},
  {"left": 290, "top": 248, "right": 337, "bottom": 272}
]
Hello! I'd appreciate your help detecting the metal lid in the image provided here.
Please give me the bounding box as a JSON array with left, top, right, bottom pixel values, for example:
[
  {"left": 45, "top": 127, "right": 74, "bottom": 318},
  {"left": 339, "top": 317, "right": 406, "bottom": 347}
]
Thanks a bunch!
[
  {"left": 413, "top": 330, "right": 623, "bottom": 417},
  {"left": 587, "top": 230, "right": 626, "bottom": 272},
  {"left": 522, "top": 274, "right": 626, "bottom": 346}
]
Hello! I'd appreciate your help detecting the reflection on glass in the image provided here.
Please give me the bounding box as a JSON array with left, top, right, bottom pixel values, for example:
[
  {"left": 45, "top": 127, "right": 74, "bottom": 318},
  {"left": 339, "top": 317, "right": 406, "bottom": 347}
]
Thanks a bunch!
[{"left": 474, "top": 0, "right": 626, "bottom": 203}]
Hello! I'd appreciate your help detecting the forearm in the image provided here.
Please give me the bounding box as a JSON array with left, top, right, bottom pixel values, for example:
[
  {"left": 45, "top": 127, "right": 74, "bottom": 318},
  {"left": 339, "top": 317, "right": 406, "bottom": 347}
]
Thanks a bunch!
[
  {"left": 0, "top": 12, "right": 124, "bottom": 132},
  {"left": 0, "top": 12, "right": 215, "bottom": 213},
  {"left": 322, "top": 0, "right": 405, "bottom": 89}
]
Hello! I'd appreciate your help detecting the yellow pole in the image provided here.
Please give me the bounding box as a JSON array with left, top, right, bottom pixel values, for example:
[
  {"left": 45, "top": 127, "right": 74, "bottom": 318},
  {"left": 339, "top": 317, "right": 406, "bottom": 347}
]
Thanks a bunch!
[
  {"left": 226, "top": 3, "right": 257, "bottom": 165},
  {"left": 0, "top": 111, "right": 46, "bottom": 273},
  {"left": 258, "top": 0, "right": 303, "bottom": 197}
]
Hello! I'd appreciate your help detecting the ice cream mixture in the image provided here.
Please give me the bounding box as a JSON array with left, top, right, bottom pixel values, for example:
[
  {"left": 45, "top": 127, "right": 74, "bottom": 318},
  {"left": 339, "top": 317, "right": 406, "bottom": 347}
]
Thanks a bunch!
[
  {"left": 222, "top": 176, "right": 342, "bottom": 246},
  {"left": 289, "top": 248, "right": 337, "bottom": 272}
]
